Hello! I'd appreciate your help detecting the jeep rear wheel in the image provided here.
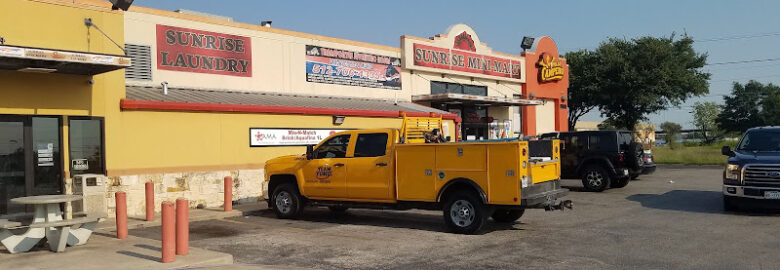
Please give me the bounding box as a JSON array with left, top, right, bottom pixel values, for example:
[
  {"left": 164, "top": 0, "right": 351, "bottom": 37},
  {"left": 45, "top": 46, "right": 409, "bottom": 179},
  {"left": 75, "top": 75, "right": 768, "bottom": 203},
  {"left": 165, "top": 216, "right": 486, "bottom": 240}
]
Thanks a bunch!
[
  {"left": 611, "top": 177, "right": 629, "bottom": 188},
  {"left": 443, "top": 190, "right": 487, "bottom": 234},
  {"left": 581, "top": 165, "right": 611, "bottom": 192},
  {"left": 491, "top": 208, "right": 525, "bottom": 223},
  {"left": 271, "top": 183, "right": 303, "bottom": 219}
]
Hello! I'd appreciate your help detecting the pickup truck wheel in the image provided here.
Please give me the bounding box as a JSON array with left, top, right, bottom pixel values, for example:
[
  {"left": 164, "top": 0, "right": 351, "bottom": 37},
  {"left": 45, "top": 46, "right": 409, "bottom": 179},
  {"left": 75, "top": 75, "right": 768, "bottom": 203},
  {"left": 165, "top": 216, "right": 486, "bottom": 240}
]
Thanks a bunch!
[
  {"left": 581, "top": 165, "right": 611, "bottom": 192},
  {"left": 271, "top": 183, "right": 303, "bottom": 219},
  {"left": 611, "top": 177, "right": 629, "bottom": 188},
  {"left": 443, "top": 191, "right": 487, "bottom": 234},
  {"left": 491, "top": 208, "right": 525, "bottom": 223},
  {"left": 723, "top": 195, "right": 739, "bottom": 212}
]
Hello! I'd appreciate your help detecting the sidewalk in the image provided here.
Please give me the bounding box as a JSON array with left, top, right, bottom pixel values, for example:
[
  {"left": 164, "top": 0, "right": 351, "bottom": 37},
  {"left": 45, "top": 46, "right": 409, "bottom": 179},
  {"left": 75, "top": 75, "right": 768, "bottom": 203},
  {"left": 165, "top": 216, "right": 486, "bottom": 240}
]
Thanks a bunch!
[
  {"left": 97, "top": 202, "right": 268, "bottom": 232},
  {"left": 0, "top": 202, "right": 268, "bottom": 270}
]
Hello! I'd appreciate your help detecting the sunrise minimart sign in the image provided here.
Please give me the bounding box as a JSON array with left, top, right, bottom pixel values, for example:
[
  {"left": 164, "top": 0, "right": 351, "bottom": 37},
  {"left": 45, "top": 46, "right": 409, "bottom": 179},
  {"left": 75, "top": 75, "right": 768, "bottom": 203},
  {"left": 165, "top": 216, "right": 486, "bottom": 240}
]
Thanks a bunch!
[{"left": 401, "top": 24, "right": 525, "bottom": 82}]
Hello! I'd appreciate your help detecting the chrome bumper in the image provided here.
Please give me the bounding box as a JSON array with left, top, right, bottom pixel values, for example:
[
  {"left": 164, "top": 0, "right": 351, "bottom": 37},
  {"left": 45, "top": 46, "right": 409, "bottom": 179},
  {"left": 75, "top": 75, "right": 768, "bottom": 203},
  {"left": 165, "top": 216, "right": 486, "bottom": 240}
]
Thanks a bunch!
[{"left": 723, "top": 184, "right": 780, "bottom": 199}]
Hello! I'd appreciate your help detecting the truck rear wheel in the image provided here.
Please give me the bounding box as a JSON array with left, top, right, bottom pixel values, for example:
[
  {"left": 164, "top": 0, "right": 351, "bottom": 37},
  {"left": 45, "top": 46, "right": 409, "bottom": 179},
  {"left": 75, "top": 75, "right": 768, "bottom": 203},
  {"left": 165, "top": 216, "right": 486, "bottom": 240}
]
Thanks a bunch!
[
  {"left": 443, "top": 190, "right": 487, "bottom": 234},
  {"left": 491, "top": 208, "right": 525, "bottom": 223},
  {"left": 271, "top": 183, "right": 303, "bottom": 219},
  {"left": 581, "top": 165, "right": 611, "bottom": 192}
]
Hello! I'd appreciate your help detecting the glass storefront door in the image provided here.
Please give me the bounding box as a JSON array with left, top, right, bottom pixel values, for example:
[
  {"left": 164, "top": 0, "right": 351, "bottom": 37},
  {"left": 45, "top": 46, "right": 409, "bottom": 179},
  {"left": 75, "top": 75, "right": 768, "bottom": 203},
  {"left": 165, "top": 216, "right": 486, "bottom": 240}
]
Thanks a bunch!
[
  {"left": 0, "top": 116, "right": 26, "bottom": 216},
  {"left": 0, "top": 115, "right": 62, "bottom": 217}
]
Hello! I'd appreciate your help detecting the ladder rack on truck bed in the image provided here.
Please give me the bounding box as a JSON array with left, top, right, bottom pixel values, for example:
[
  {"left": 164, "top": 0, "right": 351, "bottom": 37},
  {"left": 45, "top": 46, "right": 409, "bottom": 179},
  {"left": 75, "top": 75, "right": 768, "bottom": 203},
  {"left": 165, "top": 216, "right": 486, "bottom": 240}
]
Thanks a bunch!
[{"left": 400, "top": 113, "right": 443, "bottom": 144}]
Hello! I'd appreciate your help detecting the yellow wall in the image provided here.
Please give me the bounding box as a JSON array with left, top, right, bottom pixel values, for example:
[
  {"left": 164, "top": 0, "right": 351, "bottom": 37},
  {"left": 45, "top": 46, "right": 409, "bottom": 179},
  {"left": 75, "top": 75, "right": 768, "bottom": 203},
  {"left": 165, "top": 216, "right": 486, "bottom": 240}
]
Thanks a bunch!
[
  {"left": 109, "top": 110, "right": 456, "bottom": 176},
  {"left": 0, "top": 0, "right": 125, "bottom": 117}
]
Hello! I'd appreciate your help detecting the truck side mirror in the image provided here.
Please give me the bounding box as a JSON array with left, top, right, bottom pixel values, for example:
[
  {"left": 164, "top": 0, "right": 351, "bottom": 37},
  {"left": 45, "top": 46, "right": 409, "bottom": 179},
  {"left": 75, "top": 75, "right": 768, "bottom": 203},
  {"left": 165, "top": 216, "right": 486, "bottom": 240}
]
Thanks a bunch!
[
  {"left": 306, "top": 145, "right": 315, "bottom": 160},
  {"left": 721, "top": 146, "right": 735, "bottom": 157}
]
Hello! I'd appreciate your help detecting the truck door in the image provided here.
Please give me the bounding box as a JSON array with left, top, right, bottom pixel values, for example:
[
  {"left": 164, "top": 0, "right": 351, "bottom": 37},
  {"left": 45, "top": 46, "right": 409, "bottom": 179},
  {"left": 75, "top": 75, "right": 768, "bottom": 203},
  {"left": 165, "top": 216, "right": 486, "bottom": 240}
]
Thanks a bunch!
[
  {"left": 301, "top": 134, "right": 351, "bottom": 198},
  {"left": 346, "top": 132, "right": 393, "bottom": 200}
]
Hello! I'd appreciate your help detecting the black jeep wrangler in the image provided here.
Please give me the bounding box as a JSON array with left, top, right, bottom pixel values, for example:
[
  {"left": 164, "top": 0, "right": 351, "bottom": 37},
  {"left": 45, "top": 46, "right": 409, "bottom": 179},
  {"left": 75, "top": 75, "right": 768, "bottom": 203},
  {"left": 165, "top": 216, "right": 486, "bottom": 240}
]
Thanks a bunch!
[{"left": 540, "top": 130, "right": 645, "bottom": 192}]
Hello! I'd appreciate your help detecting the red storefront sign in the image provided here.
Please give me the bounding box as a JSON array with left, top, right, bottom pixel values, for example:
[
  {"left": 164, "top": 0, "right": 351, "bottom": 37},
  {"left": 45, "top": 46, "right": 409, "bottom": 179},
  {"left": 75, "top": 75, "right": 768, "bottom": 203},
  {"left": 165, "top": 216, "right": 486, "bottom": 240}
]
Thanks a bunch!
[
  {"left": 156, "top": 25, "right": 252, "bottom": 77},
  {"left": 412, "top": 43, "right": 521, "bottom": 79}
]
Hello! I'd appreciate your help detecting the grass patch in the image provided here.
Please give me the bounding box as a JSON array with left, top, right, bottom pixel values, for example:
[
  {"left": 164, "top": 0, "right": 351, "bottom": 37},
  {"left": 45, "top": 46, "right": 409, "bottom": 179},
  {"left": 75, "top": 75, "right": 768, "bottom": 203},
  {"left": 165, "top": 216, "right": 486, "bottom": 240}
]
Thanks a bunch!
[{"left": 653, "top": 141, "right": 737, "bottom": 166}]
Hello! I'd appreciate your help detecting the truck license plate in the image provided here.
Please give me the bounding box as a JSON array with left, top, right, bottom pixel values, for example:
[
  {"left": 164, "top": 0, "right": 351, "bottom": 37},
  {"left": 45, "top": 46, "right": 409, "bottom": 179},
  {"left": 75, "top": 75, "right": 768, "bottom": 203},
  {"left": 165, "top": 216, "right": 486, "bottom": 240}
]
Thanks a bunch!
[{"left": 764, "top": 191, "right": 780, "bottom": 199}]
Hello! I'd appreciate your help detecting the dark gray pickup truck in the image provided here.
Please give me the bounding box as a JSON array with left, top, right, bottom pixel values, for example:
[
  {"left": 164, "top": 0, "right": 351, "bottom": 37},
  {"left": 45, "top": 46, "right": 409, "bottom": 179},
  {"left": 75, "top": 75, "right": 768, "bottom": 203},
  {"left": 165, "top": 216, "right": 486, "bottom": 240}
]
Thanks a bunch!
[{"left": 721, "top": 126, "right": 780, "bottom": 210}]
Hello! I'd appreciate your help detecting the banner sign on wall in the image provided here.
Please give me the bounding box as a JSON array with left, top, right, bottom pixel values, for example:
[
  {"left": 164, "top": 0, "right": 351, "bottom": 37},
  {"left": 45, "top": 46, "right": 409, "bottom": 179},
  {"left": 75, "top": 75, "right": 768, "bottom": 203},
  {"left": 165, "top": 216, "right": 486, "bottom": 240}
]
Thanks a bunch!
[
  {"left": 412, "top": 43, "right": 522, "bottom": 79},
  {"left": 156, "top": 24, "right": 252, "bottom": 77},
  {"left": 305, "top": 45, "right": 402, "bottom": 90},
  {"left": 250, "top": 128, "right": 345, "bottom": 147}
]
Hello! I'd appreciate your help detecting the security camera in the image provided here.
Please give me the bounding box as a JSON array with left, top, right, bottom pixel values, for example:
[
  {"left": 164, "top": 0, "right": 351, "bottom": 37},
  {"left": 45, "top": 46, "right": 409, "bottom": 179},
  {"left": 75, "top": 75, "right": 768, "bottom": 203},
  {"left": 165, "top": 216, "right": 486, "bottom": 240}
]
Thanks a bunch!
[{"left": 87, "top": 79, "right": 94, "bottom": 85}]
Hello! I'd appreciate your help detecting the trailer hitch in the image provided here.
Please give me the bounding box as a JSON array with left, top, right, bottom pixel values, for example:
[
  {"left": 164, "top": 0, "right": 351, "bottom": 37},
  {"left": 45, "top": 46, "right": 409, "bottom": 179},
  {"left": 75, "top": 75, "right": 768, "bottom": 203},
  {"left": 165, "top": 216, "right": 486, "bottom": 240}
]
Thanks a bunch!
[{"left": 545, "top": 200, "right": 573, "bottom": 211}]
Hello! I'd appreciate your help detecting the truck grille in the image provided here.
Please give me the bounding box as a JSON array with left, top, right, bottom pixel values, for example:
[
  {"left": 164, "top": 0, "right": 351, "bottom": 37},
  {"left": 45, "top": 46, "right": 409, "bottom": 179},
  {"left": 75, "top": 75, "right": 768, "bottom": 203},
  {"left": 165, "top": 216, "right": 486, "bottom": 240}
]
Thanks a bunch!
[{"left": 743, "top": 165, "right": 780, "bottom": 187}]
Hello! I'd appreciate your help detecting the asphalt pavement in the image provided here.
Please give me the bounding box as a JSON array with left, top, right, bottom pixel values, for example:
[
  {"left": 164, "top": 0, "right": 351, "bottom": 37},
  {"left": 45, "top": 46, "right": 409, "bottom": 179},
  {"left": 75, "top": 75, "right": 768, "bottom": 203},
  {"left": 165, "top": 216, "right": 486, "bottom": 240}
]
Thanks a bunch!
[{"left": 130, "top": 165, "right": 780, "bottom": 270}]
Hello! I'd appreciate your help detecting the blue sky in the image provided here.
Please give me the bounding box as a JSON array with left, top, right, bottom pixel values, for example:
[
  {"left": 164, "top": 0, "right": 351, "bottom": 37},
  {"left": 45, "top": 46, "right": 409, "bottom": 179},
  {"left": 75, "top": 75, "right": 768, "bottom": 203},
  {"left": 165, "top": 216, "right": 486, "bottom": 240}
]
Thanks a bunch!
[{"left": 133, "top": 0, "right": 780, "bottom": 129}]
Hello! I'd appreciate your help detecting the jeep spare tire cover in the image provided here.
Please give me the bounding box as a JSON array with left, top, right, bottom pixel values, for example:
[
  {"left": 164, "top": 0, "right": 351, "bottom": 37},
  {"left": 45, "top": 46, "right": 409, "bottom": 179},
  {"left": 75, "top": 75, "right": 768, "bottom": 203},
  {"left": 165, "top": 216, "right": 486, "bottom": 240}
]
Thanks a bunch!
[{"left": 627, "top": 142, "right": 644, "bottom": 170}]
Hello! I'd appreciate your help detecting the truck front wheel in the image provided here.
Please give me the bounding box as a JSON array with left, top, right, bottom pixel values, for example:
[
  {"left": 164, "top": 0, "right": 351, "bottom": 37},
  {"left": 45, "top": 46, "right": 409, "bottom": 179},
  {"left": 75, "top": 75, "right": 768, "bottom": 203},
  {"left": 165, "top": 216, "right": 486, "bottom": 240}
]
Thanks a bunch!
[
  {"left": 491, "top": 208, "right": 525, "bottom": 223},
  {"left": 271, "top": 183, "right": 303, "bottom": 219},
  {"left": 443, "top": 190, "right": 487, "bottom": 234}
]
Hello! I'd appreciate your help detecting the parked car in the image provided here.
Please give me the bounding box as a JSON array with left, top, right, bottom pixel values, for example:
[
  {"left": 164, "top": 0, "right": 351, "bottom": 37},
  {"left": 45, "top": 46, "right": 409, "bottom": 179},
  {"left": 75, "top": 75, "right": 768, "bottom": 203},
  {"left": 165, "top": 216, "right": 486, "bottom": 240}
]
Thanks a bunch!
[
  {"left": 540, "top": 131, "right": 645, "bottom": 192},
  {"left": 631, "top": 152, "right": 657, "bottom": 179},
  {"left": 721, "top": 126, "right": 780, "bottom": 211}
]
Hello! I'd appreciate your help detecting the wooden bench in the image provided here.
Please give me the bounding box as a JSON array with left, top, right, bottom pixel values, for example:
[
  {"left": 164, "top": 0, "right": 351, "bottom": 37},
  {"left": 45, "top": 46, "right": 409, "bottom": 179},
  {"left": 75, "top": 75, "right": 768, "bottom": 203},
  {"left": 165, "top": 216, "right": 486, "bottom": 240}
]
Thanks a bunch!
[{"left": 28, "top": 212, "right": 105, "bottom": 252}]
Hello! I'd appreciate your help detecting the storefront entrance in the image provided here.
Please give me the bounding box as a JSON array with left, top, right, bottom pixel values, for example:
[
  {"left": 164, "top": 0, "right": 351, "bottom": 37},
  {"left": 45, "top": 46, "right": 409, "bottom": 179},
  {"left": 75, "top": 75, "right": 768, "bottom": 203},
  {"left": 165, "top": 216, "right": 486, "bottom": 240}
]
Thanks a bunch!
[{"left": 0, "top": 115, "right": 62, "bottom": 217}]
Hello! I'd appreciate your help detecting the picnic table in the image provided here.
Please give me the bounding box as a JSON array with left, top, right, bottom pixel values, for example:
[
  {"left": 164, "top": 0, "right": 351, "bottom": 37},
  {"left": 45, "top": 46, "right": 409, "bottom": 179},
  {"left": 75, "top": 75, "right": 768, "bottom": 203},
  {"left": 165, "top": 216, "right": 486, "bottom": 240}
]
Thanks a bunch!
[{"left": 0, "top": 195, "right": 105, "bottom": 253}]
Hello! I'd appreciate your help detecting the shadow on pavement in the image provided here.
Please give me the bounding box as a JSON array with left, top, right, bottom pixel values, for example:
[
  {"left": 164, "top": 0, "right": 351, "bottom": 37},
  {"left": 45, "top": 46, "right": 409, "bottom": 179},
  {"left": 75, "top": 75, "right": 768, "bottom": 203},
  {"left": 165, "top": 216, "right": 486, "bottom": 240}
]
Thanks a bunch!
[
  {"left": 116, "top": 250, "right": 159, "bottom": 262},
  {"left": 249, "top": 208, "right": 523, "bottom": 234},
  {"left": 627, "top": 190, "right": 780, "bottom": 215}
]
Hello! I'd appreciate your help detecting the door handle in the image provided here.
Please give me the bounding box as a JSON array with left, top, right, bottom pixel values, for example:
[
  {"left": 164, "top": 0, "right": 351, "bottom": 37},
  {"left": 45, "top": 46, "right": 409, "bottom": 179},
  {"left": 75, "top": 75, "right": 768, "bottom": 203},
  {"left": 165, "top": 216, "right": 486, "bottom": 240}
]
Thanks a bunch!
[
  {"left": 333, "top": 163, "right": 345, "bottom": 167},
  {"left": 375, "top": 162, "right": 388, "bottom": 166}
]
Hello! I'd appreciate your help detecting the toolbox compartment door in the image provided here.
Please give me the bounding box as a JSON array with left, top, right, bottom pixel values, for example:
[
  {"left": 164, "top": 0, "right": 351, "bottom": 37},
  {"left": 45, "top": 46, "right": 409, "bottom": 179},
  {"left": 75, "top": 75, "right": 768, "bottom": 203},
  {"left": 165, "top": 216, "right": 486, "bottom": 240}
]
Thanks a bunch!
[{"left": 395, "top": 146, "right": 436, "bottom": 201}]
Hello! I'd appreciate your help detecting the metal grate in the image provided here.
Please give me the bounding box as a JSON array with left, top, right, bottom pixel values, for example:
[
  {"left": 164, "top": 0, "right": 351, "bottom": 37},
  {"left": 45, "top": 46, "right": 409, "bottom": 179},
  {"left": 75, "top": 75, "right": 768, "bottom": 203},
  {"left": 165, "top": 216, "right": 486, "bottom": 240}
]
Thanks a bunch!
[
  {"left": 743, "top": 165, "right": 780, "bottom": 187},
  {"left": 125, "top": 44, "right": 152, "bottom": 81}
]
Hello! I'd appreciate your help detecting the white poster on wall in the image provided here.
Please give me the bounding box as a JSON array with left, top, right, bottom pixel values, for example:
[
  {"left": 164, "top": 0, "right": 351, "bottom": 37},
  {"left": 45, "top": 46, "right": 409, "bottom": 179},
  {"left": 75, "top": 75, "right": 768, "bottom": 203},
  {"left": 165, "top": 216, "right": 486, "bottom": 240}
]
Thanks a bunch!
[{"left": 250, "top": 128, "right": 345, "bottom": 147}]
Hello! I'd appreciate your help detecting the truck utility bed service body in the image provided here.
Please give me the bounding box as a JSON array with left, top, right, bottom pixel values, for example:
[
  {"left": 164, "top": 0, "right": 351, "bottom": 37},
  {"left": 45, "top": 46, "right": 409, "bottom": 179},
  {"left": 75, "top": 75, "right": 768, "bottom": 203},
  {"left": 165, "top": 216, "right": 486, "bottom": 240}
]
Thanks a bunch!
[{"left": 264, "top": 125, "right": 569, "bottom": 233}]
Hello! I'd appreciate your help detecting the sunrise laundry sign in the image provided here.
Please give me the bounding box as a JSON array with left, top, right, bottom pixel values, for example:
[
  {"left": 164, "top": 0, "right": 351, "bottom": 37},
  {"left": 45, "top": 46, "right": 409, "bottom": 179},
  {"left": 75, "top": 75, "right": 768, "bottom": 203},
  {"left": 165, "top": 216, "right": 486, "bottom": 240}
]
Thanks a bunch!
[{"left": 156, "top": 25, "right": 252, "bottom": 77}]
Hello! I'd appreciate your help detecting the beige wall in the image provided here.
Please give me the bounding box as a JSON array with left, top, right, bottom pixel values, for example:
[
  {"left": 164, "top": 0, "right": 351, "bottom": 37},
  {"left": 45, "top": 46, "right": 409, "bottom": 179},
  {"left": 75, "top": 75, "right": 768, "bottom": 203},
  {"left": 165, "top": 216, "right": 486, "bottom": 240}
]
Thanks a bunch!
[
  {"left": 535, "top": 99, "right": 556, "bottom": 134},
  {"left": 124, "top": 10, "right": 407, "bottom": 101}
]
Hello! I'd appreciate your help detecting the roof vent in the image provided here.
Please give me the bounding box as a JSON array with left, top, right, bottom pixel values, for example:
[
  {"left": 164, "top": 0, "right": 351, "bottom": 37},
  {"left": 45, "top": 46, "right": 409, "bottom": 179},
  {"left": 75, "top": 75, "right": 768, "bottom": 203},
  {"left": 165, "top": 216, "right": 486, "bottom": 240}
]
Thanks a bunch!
[{"left": 174, "top": 9, "right": 233, "bottom": 22}]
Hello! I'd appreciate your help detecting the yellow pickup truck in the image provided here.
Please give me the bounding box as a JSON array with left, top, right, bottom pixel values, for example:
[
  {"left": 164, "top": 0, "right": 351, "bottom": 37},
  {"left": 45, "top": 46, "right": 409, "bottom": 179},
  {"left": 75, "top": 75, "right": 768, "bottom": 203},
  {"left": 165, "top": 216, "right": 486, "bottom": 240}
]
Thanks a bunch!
[{"left": 264, "top": 116, "right": 571, "bottom": 234}]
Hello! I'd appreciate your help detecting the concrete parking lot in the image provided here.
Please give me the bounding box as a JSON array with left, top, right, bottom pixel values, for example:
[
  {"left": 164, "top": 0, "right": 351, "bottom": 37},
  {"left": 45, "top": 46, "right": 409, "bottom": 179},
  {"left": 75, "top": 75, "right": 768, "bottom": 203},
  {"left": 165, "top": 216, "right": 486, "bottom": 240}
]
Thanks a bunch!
[{"left": 131, "top": 165, "right": 780, "bottom": 270}]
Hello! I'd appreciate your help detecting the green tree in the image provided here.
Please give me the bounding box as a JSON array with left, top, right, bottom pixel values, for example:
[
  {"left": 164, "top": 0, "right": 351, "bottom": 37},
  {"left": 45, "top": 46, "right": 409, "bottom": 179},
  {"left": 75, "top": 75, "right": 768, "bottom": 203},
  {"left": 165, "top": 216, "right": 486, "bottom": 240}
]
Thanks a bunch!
[
  {"left": 716, "top": 80, "right": 780, "bottom": 133},
  {"left": 660, "top": 122, "right": 682, "bottom": 149},
  {"left": 565, "top": 50, "right": 605, "bottom": 130},
  {"left": 691, "top": 101, "right": 722, "bottom": 144},
  {"left": 587, "top": 34, "right": 709, "bottom": 130}
]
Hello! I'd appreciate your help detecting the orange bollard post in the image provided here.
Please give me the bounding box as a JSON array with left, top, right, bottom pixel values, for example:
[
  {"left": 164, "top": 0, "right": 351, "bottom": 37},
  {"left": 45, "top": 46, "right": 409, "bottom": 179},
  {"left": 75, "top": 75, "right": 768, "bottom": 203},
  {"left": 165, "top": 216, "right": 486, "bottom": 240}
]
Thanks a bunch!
[
  {"left": 115, "top": 192, "right": 128, "bottom": 239},
  {"left": 145, "top": 182, "right": 155, "bottom": 221},
  {"left": 161, "top": 202, "right": 175, "bottom": 263},
  {"left": 224, "top": 176, "right": 233, "bottom": 212},
  {"left": 175, "top": 198, "right": 189, "bottom": 255}
]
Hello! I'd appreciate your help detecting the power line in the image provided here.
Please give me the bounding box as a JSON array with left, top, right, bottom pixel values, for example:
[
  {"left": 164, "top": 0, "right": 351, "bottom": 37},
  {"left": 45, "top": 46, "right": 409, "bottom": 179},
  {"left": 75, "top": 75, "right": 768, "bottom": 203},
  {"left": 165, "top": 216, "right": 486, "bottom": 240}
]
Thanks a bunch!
[
  {"left": 705, "top": 57, "right": 780, "bottom": 66},
  {"left": 695, "top": 31, "right": 780, "bottom": 42}
]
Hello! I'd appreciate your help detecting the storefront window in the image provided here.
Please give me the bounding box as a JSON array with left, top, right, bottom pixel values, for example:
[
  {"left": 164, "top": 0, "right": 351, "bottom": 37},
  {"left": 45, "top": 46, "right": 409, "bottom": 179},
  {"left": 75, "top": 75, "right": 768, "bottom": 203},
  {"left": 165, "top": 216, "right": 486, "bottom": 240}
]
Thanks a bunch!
[{"left": 69, "top": 118, "right": 105, "bottom": 175}]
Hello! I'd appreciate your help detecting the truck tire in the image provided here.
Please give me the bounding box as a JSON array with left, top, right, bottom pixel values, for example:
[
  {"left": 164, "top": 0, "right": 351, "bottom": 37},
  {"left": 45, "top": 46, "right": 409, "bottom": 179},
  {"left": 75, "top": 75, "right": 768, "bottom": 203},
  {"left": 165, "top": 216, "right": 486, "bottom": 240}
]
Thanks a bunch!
[
  {"left": 723, "top": 195, "right": 739, "bottom": 212},
  {"left": 491, "top": 208, "right": 525, "bottom": 223},
  {"left": 581, "top": 165, "right": 611, "bottom": 192},
  {"left": 443, "top": 190, "right": 488, "bottom": 234},
  {"left": 611, "top": 177, "right": 629, "bottom": 188},
  {"left": 271, "top": 183, "right": 303, "bottom": 219}
]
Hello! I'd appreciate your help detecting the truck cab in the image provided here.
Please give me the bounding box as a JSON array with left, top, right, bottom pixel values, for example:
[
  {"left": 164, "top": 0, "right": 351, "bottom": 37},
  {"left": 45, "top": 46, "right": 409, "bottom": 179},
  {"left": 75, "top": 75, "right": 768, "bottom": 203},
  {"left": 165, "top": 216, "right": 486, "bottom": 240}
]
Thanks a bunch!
[
  {"left": 721, "top": 126, "right": 780, "bottom": 210},
  {"left": 264, "top": 115, "right": 571, "bottom": 234}
]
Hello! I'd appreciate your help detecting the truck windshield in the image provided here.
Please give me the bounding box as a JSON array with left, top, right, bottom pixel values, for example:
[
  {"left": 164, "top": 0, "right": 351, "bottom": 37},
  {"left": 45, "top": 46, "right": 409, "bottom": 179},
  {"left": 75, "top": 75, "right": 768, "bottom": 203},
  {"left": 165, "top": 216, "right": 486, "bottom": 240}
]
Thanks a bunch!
[{"left": 736, "top": 130, "right": 780, "bottom": 152}]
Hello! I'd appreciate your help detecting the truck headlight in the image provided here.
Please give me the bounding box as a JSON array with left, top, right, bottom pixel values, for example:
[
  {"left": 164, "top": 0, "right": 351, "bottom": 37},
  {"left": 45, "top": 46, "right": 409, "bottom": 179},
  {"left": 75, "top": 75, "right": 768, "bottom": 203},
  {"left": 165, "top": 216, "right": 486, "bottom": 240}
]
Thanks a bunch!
[{"left": 725, "top": 164, "right": 740, "bottom": 181}]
